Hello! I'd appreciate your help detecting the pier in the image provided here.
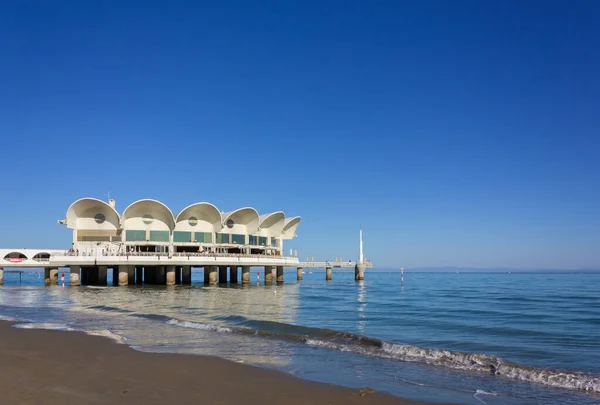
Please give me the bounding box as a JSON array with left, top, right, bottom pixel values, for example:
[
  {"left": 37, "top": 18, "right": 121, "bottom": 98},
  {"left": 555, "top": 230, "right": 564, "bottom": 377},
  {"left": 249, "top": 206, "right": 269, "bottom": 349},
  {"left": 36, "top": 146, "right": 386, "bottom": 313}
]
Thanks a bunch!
[{"left": 0, "top": 197, "right": 372, "bottom": 286}]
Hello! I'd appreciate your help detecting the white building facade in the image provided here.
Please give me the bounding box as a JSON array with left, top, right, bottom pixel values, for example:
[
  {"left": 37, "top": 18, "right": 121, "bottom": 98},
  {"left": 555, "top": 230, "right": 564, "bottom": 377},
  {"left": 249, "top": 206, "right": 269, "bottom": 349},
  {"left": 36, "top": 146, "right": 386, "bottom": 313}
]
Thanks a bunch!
[{"left": 63, "top": 198, "right": 300, "bottom": 256}]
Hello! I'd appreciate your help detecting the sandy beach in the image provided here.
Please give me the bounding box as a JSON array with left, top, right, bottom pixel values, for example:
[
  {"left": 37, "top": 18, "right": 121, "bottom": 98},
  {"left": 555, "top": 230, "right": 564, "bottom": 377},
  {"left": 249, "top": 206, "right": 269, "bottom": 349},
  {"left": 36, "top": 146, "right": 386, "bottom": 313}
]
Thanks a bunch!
[{"left": 0, "top": 321, "right": 440, "bottom": 405}]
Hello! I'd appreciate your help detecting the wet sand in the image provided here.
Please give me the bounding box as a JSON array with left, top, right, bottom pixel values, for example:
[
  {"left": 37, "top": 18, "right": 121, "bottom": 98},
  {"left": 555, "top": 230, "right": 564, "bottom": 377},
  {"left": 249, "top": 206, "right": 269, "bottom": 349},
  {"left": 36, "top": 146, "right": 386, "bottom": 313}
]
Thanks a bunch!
[{"left": 0, "top": 321, "right": 441, "bottom": 405}]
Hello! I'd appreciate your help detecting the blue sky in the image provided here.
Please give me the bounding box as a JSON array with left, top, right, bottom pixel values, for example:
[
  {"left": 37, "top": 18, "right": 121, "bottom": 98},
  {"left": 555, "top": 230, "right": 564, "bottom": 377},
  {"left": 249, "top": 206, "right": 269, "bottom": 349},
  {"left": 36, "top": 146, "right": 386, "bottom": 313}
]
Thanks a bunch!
[{"left": 0, "top": 1, "right": 598, "bottom": 269}]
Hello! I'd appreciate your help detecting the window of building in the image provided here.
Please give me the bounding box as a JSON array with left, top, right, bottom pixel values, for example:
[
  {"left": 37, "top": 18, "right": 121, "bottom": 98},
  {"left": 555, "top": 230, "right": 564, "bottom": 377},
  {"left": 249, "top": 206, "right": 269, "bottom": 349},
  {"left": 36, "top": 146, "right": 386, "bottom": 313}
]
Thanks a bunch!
[
  {"left": 271, "top": 238, "right": 278, "bottom": 247},
  {"left": 173, "top": 231, "right": 192, "bottom": 243},
  {"left": 216, "top": 233, "right": 230, "bottom": 244},
  {"left": 259, "top": 236, "right": 268, "bottom": 246},
  {"left": 126, "top": 230, "right": 146, "bottom": 242},
  {"left": 194, "top": 232, "right": 212, "bottom": 243},
  {"left": 188, "top": 216, "right": 198, "bottom": 226},
  {"left": 142, "top": 214, "right": 154, "bottom": 224},
  {"left": 94, "top": 213, "right": 105, "bottom": 224},
  {"left": 231, "top": 234, "right": 245, "bottom": 244},
  {"left": 150, "top": 230, "right": 170, "bottom": 242},
  {"left": 248, "top": 235, "right": 258, "bottom": 245}
]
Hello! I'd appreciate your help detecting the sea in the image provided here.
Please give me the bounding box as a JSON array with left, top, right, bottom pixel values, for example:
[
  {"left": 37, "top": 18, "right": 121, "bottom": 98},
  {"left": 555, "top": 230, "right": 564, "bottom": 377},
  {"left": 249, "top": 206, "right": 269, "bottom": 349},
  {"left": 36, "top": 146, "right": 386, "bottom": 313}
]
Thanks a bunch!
[{"left": 0, "top": 270, "right": 599, "bottom": 405}]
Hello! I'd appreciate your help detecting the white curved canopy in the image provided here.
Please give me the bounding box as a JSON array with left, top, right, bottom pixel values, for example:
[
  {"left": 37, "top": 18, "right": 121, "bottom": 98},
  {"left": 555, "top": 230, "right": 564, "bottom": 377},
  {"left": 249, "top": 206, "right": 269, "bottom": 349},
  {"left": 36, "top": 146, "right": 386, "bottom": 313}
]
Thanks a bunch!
[
  {"left": 121, "top": 199, "right": 176, "bottom": 231},
  {"left": 221, "top": 207, "right": 260, "bottom": 234},
  {"left": 282, "top": 216, "right": 301, "bottom": 239},
  {"left": 175, "top": 202, "right": 222, "bottom": 232},
  {"left": 65, "top": 198, "right": 120, "bottom": 231},
  {"left": 258, "top": 211, "right": 285, "bottom": 236}
]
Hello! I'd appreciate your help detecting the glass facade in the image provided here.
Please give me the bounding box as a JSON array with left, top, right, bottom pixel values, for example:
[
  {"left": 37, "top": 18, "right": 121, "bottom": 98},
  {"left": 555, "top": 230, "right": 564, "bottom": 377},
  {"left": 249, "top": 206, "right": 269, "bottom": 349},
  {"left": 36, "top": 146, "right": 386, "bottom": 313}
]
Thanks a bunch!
[
  {"left": 173, "top": 231, "right": 192, "bottom": 243},
  {"left": 79, "top": 235, "right": 111, "bottom": 242},
  {"left": 248, "top": 235, "right": 258, "bottom": 245},
  {"left": 215, "top": 233, "right": 230, "bottom": 244},
  {"left": 231, "top": 234, "right": 245, "bottom": 245},
  {"left": 150, "top": 230, "right": 170, "bottom": 242},
  {"left": 271, "top": 238, "right": 278, "bottom": 247},
  {"left": 259, "top": 236, "right": 268, "bottom": 246},
  {"left": 126, "top": 230, "right": 146, "bottom": 242},
  {"left": 195, "top": 232, "right": 212, "bottom": 243}
]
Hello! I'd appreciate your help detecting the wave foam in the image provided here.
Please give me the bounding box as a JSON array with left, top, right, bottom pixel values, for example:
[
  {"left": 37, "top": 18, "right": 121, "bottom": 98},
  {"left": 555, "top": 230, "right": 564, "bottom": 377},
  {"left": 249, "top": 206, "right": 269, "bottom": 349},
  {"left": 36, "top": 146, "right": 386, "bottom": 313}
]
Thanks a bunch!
[{"left": 167, "top": 319, "right": 232, "bottom": 333}]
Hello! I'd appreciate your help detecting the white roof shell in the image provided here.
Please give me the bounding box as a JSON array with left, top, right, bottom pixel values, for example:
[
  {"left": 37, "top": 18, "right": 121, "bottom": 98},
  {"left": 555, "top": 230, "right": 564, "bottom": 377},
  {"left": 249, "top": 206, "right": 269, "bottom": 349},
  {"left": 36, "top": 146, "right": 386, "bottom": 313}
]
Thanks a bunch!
[
  {"left": 65, "top": 198, "right": 120, "bottom": 231},
  {"left": 221, "top": 207, "right": 260, "bottom": 235},
  {"left": 175, "top": 202, "right": 222, "bottom": 232},
  {"left": 121, "top": 199, "right": 176, "bottom": 231}
]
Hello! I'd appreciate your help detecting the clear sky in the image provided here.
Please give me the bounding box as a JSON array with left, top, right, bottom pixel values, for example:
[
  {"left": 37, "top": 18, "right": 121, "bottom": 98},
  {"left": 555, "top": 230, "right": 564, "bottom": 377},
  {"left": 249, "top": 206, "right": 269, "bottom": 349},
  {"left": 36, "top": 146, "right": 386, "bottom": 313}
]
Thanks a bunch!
[{"left": 1, "top": 1, "right": 598, "bottom": 269}]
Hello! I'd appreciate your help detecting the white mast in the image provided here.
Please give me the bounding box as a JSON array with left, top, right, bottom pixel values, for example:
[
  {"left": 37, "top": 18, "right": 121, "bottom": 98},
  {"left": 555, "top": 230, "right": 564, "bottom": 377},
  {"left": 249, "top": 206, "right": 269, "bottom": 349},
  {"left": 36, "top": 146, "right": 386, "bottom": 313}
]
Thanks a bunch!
[{"left": 358, "top": 227, "right": 364, "bottom": 263}]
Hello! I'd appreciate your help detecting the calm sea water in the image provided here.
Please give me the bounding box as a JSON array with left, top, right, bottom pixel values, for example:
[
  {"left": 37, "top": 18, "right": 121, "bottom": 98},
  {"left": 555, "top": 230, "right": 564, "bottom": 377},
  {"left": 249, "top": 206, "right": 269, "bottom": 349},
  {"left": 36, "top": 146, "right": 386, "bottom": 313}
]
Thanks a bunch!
[{"left": 0, "top": 270, "right": 599, "bottom": 405}]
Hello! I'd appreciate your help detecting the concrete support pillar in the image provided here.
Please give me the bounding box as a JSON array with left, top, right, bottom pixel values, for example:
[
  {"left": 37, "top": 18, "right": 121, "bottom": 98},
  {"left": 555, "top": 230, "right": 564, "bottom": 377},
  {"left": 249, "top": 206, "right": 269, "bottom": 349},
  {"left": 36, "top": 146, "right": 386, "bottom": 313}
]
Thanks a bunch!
[
  {"left": 166, "top": 266, "right": 176, "bottom": 286},
  {"left": 241, "top": 266, "right": 251, "bottom": 284},
  {"left": 98, "top": 266, "right": 108, "bottom": 286},
  {"left": 157, "top": 266, "right": 167, "bottom": 284},
  {"left": 276, "top": 266, "right": 284, "bottom": 283},
  {"left": 326, "top": 267, "right": 332, "bottom": 281},
  {"left": 69, "top": 266, "right": 80, "bottom": 286},
  {"left": 118, "top": 265, "right": 130, "bottom": 286},
  {"left": 136, "top": 267, "right": 143, "bottom": 285},
  {"left": 182, "top": 266, "right": 192, "bottom": 285},
  {"left": 229, "top": 266, "right": 238, "bottom": 284},
  {"left": 264, "top": 266, "right": 273, "bottom": 283},
  {"left": 203, "top": 267, "right": 210, "bottom": 284},
  {"left": 87, "top": 266, "right": 99, "bottom": 285},
  {"left": 145, "top": 267, "right": 156, "bottom": 284},
  {"left": 44, "top": 268, "right": 51, "bottom": 285},
  {"left": 49, "top": 268, "right": 59, "bottom": 284},
  {"left": 297, "top": 267, "right": 303, "bottom": 281},
  {"left": 112, "top": 268, "right": 119, "bottom": 286},
  {"left": 355, "top": 264, "right": 366, "bottom": 281},
  {"left": 209, "top": 266, "right": 218, "bottom": 285},
  {"left": 80, "top": 267, "right": 88, "bottom": 285},
  {"left": 218, "top": 266, "right": 228, "bottom": 284},
  {"left": 175, "top": 266, "right": 181, "bottom": 285},
  {"left": 127, "top": 266, "right": 135, "bottom": 284},
  {"left": 0, "top": 268, "right": 3, "bottom": 285}
]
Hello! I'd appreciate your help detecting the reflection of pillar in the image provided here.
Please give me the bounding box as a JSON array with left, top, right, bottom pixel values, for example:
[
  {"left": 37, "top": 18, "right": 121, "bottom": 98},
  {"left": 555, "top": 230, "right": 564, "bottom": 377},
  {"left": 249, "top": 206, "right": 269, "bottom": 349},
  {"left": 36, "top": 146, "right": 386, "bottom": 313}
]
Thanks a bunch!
[
  {"left": 264, "top": 266, "right": 272, "bottom": 283},
  {"left": 203, "top": 267, "right": 210, "bottom": 284},
  {"left": 118, "top": 266, "right": 130, "bottom": 286},
  {"left": 136, "top": 267, "right": 143, "bottom": 285},
  {"left": 0, "top": 268, "right": 3, "bottom": 285},
  {"left": 112, "top": 268, "right": 119, "bottom": 286},
  {"left": 49, "top": 268, "right": 59, "bottom": 284},
  {"left": 44, "top": 268, "right": 51, "bottom": 285},
  {"left": 271, "top": 266, "right": 276, "bottom": 282},
  {"left": 69, "top": 266, "right": 80, "bottom": 286},
  {"left": 182, "top": 266, "right": 191, "bottom": 285},
  {"left": 297, "top": 267, "right": 303, "bottom": 281},
  {"left": 219, "top": 266, "right": 227, "bottom": 284},
  {"left": 276, "top": 266, "right": 284, "bottom": 283},
  {"left": 166, "top": 266, "right": 176, "bottom": 286},
  {"left": 230, "top": 266, "right": 238, "bottom": 284},
  {"left": 326, "top": 267, "right": 332, "bottom": 281},
  {"left": 209, "top": 266, "right": 218, "bottom": 285},
  {"left": 98, "top": 266, "right": 108, "bottom": 286},
  {"left": 241, "top": 266, "right": 250, "bottom": 284},
  {"left": 175, "top": 266, "right": 181, "bottom": 285}
]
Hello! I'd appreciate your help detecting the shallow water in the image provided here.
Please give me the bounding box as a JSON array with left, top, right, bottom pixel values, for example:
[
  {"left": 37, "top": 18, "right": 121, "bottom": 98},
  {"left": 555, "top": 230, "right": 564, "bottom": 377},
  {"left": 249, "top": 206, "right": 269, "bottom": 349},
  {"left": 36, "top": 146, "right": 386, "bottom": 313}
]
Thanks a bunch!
[{"left": 0, "top": 270, "right": 599, "bottom": 404}]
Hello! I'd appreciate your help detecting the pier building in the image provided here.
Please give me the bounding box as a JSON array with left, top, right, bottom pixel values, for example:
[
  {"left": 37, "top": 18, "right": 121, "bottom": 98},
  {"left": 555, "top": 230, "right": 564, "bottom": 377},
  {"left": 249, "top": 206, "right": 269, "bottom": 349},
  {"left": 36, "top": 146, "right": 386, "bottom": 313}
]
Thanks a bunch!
[{"left": 0, "top": 198, "right": 371, "bottom": 286}]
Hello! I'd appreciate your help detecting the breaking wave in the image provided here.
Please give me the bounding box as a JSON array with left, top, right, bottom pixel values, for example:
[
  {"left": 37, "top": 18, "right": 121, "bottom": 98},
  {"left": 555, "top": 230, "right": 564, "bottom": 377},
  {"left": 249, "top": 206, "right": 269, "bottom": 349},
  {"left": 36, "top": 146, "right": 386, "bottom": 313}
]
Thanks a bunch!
[{"left": 163, "top": 315, "right": 600, "bottom": 393}]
